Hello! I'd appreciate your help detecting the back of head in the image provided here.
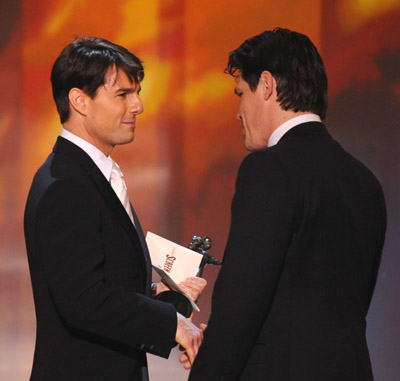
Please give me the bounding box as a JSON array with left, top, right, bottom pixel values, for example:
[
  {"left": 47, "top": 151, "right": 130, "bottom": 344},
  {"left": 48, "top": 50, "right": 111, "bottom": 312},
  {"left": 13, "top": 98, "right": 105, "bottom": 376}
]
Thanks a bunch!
[
  {"left": 51, "top": 36, "right": 144, "bottom": 124},
  {"left": 226, "top": 27, "right": 328, "bottom": 120}
]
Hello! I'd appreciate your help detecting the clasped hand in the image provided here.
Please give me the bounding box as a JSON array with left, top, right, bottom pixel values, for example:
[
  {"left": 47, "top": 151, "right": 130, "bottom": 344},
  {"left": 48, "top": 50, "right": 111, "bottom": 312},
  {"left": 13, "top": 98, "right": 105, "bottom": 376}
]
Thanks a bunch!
[{"left": 156, "top": 276, "right": 207, "bottom": 369}]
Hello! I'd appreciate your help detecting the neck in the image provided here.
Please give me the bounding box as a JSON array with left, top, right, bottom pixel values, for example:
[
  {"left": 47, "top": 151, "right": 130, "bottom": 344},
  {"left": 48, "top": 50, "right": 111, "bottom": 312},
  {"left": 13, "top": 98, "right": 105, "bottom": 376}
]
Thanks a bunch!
[{"left": 63, "top": 120, "right": 113, "bottom": 156}]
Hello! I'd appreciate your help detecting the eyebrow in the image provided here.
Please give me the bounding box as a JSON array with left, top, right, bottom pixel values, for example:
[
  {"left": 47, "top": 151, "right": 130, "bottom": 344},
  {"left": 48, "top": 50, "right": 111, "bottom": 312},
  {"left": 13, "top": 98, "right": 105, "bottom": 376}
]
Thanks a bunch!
[{"left": 115, "top": 86, "right": 141, "bottom": 94}]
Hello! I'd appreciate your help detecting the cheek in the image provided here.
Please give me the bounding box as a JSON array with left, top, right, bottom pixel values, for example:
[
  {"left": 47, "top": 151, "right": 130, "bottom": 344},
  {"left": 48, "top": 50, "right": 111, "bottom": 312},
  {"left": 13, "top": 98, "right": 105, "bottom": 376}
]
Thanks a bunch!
[
  {"left": 241, "top": 99, "right": 253, "bottom": 123},
  {"left": 100, "top": 107, "right": 120, "bottom": 128}
]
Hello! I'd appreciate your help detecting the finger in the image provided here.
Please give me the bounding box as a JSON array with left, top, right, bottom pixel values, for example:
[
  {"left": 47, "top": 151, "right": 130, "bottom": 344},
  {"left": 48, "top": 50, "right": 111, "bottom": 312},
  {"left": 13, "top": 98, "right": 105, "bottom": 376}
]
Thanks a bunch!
[
  {"left": 186, "top": 346, "right": 195, "bottom": 364},
  {"left": 191, "top": 330, "right": 202, "bottom": 360},
  {"left": 195, "top": 329, "right": 203, "bottom": 352},
  {"left": 179, "top": 284, "right": 200, "bottom": 302},
  {"left": 179, "top": 352, "right": 189, "bottom": 363},
  {"left": 200, "top": 323, "right": 207, "bottom": 331},
  {"left": 186, "top": 278, "right": 207, "bottom": 288},
  {"left": 185, "top": 276, "right": 207, "bottom": 284},
  {"left": 181, "top": 278, "right": 207, "bottom": 290},
  {"left": 179, "top": 353, "right": 192, "bottom": 370},
  {"left": 193, "top": 338, "right": 200, "bottom": 355},
  {"left": 179, "top": 281, "right": 200, "bottom": 292}
]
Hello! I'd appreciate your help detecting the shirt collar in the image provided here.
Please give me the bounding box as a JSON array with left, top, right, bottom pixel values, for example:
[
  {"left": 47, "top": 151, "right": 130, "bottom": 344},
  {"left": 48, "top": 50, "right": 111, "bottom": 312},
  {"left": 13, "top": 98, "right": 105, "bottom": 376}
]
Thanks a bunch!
[
  {"left": 268, "top": 114, "right": 321, "bottom": 147},
  {"left": 60, "top": 129, "right": 113, "bottom": 181}
]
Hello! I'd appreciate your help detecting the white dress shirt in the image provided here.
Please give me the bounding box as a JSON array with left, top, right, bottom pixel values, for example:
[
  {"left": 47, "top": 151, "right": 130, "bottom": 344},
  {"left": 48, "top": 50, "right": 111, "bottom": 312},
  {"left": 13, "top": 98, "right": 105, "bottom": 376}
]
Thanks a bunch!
[{"left": 268, "top": 114, "right": 321, "bottom": 147}]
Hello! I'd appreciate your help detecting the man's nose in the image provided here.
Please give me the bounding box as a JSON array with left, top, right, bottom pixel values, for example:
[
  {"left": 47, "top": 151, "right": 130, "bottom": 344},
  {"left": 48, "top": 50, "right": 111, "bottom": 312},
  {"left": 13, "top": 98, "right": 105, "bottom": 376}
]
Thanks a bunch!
[
  {"left": 236, "top": 112, "right": 241, "bottom": 121},
  {"left": 130, "top": 95, "right": 144, "bottom": 115}
]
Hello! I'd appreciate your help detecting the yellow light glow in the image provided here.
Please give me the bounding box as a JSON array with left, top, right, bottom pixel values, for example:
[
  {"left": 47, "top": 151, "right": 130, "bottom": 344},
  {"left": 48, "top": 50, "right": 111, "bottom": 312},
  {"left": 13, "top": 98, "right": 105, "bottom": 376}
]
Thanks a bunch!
[
  {"left": 339, "top": 0, "right": 400, "bottom": 31},
  {"left": 116, "top": 0, "right": 159, "bottom": 47},
  {"left": 353, "top": 0, "right": 399, "bottom": 16},
  {"left": 183, "top": 71, "right": 232, "bottom": 112},
  {"left": 43, "top": 0, "right": 80, "bottom": 36},
  {"left": 139, "top": 56, "right": 172, "bottom": 116}
]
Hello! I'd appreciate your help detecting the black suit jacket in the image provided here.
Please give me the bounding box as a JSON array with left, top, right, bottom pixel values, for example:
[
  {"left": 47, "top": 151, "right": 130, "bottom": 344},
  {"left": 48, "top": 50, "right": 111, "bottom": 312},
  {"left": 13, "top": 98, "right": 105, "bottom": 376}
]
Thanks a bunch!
[
  {"left": 189, "top": 122, "right": 386, "bottom": 381},
  {"left": 24, "top": 137, "right": 177, "bottom": 381}
]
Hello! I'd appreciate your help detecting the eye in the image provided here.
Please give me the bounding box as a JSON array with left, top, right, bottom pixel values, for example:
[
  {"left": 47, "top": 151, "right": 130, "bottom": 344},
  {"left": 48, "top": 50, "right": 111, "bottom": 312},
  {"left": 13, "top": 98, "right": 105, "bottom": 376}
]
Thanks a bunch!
[
  {"left": 235, "top": 89, "right": 243, "bottom": 97},
  {"left": 118, "top": 93, "right": 127, "bottom": 98}
]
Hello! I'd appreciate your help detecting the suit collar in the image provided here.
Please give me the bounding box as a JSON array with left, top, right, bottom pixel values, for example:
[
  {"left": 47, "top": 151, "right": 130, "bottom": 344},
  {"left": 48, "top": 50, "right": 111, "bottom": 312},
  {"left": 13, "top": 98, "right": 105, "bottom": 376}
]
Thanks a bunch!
[
  {"left": 268, "top": 114, "right": 322, "bottom": 147},
  {"left": 60, "top": 129, "right": 113, "bottom": 181},
  {"left": 278, "top": 121, "right": 330, "bottom": 143}
]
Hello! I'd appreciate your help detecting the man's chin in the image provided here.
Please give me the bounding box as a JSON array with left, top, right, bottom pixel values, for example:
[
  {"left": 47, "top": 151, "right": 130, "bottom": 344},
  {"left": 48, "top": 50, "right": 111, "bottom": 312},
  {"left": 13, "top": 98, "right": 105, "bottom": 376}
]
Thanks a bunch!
[
  {"left": 118, "top": 134, "right": 135, "bottom": 146},
  {"left": 244, "top": 137, "right": 253, "bottom": 152},
  {"left": 244, "top": 140, "right": 264, "bottom": 152}
]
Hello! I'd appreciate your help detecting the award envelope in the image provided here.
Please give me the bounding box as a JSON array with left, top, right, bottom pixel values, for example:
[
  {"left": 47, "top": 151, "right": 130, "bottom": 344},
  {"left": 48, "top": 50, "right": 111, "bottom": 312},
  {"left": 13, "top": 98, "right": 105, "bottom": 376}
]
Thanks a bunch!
[{"left": 146, "top": 231, "right": 203, "bottom": 312}]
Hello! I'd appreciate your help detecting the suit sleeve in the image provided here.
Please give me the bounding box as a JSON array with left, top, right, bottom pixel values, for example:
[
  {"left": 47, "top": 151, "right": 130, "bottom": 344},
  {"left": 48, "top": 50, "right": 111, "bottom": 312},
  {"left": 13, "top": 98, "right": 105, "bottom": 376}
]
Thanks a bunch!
[
  {"left": 189, "top": 150, "right": 294, "bottom": 380},
  {"left": 33, "top": 176, "right": 177, "bottom": 358}
]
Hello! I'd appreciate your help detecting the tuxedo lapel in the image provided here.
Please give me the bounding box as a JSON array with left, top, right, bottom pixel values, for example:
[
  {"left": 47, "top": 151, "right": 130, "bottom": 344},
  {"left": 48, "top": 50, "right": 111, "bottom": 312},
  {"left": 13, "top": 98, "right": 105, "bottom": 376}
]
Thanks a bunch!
[
  {"left": 130, "top": 206, "right": 152, "bottom": 295},
  {"left": 53, "top": 137, "right": 148, "bottom": 275}
]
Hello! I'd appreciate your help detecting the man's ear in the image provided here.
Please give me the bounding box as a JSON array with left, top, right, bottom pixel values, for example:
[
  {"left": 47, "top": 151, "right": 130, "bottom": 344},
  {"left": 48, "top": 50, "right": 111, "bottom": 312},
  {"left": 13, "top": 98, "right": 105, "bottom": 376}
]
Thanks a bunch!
[
  {"left": 68, "top": 88, "right": 88, "bottom": 116},
  {"left": 260, "top": 71, "right": 275, "bottom": 101}
]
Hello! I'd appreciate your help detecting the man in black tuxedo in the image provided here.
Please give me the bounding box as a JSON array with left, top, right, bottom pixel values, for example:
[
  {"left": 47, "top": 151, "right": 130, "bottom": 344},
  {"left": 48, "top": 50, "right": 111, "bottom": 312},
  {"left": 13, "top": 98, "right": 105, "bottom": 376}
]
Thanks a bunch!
[
  {"left": 24, "top": 37, "right": 205, "bottom": 381},
  {"left": 187, "top": 28, "right": 387, "bottom": 380}
]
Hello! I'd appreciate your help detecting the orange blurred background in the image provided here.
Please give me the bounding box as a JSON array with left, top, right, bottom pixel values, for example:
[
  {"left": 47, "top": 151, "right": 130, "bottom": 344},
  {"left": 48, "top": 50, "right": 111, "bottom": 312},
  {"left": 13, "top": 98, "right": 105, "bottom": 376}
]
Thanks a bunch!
[{"left": 1, "top": 0, "right": 399, "bottom": 379}]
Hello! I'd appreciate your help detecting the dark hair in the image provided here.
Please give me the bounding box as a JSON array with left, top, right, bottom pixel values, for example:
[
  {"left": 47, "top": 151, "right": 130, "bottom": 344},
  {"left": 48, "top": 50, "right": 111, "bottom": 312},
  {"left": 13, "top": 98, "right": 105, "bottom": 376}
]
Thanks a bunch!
[
  {"left": 225, "top": 27, "right": 328, "bottom": 120},
  {"left": 51, "top": 36, "right": 144, "bottom": 124}
]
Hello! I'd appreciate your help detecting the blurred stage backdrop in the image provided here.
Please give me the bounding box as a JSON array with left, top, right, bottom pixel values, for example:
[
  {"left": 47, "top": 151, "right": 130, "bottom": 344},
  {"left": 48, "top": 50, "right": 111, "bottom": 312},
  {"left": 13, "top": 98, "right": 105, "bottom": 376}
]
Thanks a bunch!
[{"left": 0, "top": 0, "right": 399, "bottom": 380}]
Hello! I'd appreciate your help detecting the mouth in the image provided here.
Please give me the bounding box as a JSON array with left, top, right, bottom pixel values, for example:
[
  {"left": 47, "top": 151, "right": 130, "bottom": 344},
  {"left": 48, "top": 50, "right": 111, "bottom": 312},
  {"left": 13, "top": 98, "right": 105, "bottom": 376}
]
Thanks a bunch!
[{"left": 122, "top": 119, "right": 136, "bottom": 128}]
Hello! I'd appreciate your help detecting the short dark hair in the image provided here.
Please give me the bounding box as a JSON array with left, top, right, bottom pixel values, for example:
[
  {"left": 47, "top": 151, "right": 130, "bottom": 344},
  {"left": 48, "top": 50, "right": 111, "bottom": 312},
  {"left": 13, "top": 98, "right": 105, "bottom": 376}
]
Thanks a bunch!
[
  {"left": 51, "top": 36, "right": 144, "bottom": 124},
  {"left": 225, "top": 27, "right": 328, "bottom": 120}
]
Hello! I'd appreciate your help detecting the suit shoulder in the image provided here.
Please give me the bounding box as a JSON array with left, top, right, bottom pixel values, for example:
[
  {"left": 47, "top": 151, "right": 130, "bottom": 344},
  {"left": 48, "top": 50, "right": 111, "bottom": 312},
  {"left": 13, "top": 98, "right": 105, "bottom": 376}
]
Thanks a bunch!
[
  {"left": 30, "top": 151, "right": 92, "bottom": 191},
  {"left": 240, "top": 148, "right": 284, "bottom": 170},
  {"left": 236, "top": 149, "right": 293, "bottom": 198},
  {"left": 238, "top": 149, "right": 288, "bottom": 180},
  {"left": 345, "top": 150, "right": 381, "bottom": 180},
  {"left": 344, "top": 151, "right": 386, "bottom": 202},
  {"left": 26, "top": 152, "right": 100, "bottom": 216}
]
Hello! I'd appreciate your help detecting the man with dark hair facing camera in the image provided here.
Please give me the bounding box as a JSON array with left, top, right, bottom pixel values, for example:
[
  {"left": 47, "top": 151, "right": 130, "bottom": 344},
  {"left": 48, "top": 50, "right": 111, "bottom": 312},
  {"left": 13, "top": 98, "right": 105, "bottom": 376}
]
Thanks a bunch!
[
  {"left": 188, "top": 27, "right": 386, "bottom": 381},
  {"left": 24, "top": 37, "right": 206, "bottom": 381}
]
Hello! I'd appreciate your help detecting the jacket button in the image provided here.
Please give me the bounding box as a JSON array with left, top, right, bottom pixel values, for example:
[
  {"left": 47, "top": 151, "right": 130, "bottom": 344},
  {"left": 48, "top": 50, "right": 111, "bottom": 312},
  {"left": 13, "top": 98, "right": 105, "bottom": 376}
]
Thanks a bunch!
[{"left": 139, "top": 344, "right": 155, "bottom": 352}]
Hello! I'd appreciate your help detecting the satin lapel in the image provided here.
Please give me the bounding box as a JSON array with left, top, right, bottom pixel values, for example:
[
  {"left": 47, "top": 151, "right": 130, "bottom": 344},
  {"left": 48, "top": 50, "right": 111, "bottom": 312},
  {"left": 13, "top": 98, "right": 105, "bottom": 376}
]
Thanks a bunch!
[
  {"left": 130, "top": 206, "right": 152, "bottom": 296},
  {"left": 53, "top": 137, "right": 148, "bottom": 274}
]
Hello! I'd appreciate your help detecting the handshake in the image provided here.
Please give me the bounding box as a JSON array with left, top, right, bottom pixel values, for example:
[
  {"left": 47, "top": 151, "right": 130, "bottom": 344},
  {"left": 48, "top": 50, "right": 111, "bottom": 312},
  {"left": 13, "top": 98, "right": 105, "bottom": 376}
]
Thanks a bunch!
[
  {"left": 175, "top": 277, "right": 207, "bottom": 370},
  {"left": 155, "top": 276, "right": 207, "bottom": 370}
]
